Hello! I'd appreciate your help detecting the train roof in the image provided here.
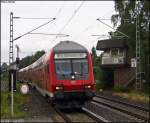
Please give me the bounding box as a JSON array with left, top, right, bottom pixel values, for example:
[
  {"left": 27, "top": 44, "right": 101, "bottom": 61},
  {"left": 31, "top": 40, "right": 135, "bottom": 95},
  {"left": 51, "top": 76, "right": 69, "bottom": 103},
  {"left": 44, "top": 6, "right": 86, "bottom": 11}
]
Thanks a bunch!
[
  {"left": 53, "top": 41, "right": 88, "bottom": 53},
  {"left": 19, "top": 41, "right": 88, "bottom": 72}
]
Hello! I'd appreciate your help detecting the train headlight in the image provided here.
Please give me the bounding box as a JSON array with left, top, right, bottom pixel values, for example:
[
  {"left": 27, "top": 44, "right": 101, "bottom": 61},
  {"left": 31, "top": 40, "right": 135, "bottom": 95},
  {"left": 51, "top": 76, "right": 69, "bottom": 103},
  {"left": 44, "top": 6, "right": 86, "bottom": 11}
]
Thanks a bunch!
[
  {"left": 84, "top": 85, "right": 91, "bottom": 89},
  {"left": 56, "top": 86, "right": 63, "bottom": 90}
]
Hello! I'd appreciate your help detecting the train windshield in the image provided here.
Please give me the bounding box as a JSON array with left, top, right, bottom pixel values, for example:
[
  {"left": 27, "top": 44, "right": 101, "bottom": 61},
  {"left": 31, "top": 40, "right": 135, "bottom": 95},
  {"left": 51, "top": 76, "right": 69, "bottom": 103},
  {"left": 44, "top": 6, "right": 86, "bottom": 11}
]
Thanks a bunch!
[
  {"left": 54, "top": 53, "right": 89, "bottom": 80},
  {"left": 72, "top": 59, "right": 88, "bottom": 79},
  {"left": 55, "top": 60, "right": 72, "bottom": 79}
]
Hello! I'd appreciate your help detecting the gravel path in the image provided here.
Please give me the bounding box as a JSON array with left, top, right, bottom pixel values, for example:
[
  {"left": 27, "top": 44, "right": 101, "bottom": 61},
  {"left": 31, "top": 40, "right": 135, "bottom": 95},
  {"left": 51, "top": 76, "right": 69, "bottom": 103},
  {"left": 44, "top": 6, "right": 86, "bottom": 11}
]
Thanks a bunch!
[{"left": 22, "top": 87, "right": 64, "bottom": 122}]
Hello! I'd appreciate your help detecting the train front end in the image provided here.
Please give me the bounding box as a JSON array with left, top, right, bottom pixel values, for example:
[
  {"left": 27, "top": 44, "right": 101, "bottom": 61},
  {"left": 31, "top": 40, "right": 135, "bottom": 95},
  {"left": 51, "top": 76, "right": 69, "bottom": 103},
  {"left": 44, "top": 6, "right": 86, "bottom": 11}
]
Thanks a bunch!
[{"left": 51, "top": 41, "right": 95, "bottom": 109}]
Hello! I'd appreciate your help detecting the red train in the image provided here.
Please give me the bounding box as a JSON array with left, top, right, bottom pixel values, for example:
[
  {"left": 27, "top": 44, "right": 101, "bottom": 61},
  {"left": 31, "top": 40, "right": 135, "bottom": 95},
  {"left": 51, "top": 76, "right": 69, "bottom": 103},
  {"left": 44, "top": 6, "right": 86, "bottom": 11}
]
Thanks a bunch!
[{"left": 18, "top": 41, "right": 95, "bottom": 108}]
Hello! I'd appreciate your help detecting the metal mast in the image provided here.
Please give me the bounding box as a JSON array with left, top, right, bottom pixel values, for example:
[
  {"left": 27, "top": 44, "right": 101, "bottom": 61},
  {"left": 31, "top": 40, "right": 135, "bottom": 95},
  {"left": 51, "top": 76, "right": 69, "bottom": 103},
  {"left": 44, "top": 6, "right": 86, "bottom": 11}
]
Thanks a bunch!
[
  {"left": 9, "top": 12, "right": 14, "bottom": 65},
  {"left": 135, "top": 1, "right": 141, "bottom": 90}
]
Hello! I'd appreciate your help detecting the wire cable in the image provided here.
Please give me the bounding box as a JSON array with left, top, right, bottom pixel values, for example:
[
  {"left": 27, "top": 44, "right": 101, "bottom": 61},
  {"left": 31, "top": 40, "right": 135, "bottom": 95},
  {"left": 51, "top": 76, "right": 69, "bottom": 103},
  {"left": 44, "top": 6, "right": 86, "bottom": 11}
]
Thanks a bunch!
[
  {"left": 28, "top": 33, "right": 69, "bottom": 36},
  {"left": 14, "top": 17, "right": 55, "bottom": 20},
  {"left": 13, "top": 18, "right": 56, "bottom": 41},
  {"left": 97, "top": 18, "right": 130, "bottom": 38},
  {"left": 54, "top": 1, "right": 66, "bottom": 18},
  {"left": 52, "top": 1, "right": 85, "bottom": 42},
  {"left": 72, "top": 9, "right": 115, "bottom": 40},
  {"left": 59, "top": 1, "right": 85, "bottom": 34}
]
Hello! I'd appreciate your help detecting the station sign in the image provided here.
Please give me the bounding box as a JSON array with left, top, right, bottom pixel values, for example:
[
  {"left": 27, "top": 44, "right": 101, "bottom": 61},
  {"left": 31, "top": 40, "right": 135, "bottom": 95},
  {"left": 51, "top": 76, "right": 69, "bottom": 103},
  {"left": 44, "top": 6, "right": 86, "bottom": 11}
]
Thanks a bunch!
[
  {"left": 20, "top": 84, "right": 29, "bottom": 94},
  {"left": 131, "top": 58, "right": 136, "bottom": 67},
  {"left": 54, "top": 53, "right": 87, "bottom": 59}
]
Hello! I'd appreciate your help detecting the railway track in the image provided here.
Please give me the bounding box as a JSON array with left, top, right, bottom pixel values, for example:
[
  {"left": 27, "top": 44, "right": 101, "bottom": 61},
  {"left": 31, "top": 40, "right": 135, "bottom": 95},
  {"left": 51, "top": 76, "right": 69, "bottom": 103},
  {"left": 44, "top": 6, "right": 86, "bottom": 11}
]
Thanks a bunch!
[
  {"left": 96, "top": 94, "right": 149, "bottom": 111},
  {"left": 53, "top": 107, "right": 72, "bottom": 122},
  {"left": 82, "top": 107, "right": 109, "bottom": 122},
  {"left": 93, "top": 95, "right": 149, "bottom": 122},
  {"left": 29, "top": 84, "right": 105, "bottom": 122},
  {"left": 53, "top": 106, "right": 104, "bottom": 122}
]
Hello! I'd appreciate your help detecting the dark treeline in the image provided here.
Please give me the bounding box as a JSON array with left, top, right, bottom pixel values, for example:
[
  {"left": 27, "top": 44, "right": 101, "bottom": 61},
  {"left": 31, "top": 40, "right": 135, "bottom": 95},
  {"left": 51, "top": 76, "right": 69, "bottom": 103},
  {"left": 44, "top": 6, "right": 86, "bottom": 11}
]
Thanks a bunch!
[{"left": 19, "top": 50, "right": 45, "bottom": 69}]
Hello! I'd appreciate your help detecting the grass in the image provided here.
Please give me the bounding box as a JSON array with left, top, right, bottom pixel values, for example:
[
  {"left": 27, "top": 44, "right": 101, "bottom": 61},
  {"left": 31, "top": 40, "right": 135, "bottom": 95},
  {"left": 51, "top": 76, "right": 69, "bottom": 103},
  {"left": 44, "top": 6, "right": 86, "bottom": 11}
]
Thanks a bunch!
[
  {"left": 113, "top": 86, "right": 130, "bottom": 93},
  {"left": 0, "top": 83, "right": 30, "bottom": 119},
  {"left": 113, "top": 90, "right": 149, "bottom": 104},
  {"left": 1, "top": 76, "right": 9, "bottom": 82}
]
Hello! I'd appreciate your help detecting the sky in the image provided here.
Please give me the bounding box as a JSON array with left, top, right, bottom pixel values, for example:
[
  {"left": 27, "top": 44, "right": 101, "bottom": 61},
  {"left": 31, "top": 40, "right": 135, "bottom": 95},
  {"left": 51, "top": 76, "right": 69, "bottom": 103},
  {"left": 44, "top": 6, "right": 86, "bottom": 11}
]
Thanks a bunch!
[{"left": 1, "top": 1, "right": 117, "bottom": 65}]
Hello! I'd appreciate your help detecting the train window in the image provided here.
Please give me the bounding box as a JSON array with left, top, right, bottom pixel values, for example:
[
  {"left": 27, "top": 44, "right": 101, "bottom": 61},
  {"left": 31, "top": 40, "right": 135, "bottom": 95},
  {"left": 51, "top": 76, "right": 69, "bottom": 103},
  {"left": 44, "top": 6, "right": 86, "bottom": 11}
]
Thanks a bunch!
[
  {"left": 55, "top": 60, "right": 71, "bottom": 79},
  {"left": 72, "top": 59, "right": 88, "bottom": 79}
]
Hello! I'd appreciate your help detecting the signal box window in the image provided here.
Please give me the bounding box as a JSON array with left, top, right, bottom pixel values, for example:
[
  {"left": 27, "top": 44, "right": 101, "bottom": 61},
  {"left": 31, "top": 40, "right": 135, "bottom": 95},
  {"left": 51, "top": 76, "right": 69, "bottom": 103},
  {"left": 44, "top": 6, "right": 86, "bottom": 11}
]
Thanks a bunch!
[{"left": 111, "top": 48, "right": 118, "bottom": 56}]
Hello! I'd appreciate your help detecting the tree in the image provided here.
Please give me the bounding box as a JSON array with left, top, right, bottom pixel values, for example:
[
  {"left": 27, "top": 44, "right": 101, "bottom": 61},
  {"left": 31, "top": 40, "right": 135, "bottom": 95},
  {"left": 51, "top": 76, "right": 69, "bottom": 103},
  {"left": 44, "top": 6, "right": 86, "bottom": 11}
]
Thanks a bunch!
[
  {"left": 19, "top": 50, "right": 45, "bottom": 69},
  {"left": 91, "top": 46, "right": 97, "bottom": 66},
  {"left": 111, "top": 0, "right": 150, "bottom": 91},
  {"left": 92, "top": 46, "right": 97, "bottom": 56}
]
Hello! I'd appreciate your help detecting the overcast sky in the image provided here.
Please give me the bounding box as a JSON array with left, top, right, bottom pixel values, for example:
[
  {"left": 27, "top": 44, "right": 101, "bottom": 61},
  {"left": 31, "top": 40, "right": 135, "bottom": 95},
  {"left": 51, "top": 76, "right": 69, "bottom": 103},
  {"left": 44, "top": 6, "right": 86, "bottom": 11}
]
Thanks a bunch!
[{"left": 1, "top": 1, "right": 117, "bottom": 65}]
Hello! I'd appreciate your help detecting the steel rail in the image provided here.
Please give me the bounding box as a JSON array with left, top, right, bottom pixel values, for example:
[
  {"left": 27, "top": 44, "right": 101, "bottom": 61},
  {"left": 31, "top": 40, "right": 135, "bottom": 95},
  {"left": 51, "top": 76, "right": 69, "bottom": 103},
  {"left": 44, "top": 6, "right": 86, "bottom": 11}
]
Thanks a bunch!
[
  {"left": 82, "top": 107, "right": 110, "bottom": 123},
  {"left": 92, "top": 98, "right": 149, "bottom": 122},
  {"left": 95, "top": 94, "right": 149, "bottom": 112},
  {"left": 54, "top": 107, "right": 72, "bottom": 123}
]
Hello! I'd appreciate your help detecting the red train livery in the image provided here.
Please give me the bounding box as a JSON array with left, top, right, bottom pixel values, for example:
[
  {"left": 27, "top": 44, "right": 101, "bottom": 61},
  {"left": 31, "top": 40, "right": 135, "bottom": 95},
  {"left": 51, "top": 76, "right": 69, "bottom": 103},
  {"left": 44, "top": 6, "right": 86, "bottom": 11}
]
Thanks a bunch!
[{"left": 18, "top": 41, "right": 95, "bottom": 108}]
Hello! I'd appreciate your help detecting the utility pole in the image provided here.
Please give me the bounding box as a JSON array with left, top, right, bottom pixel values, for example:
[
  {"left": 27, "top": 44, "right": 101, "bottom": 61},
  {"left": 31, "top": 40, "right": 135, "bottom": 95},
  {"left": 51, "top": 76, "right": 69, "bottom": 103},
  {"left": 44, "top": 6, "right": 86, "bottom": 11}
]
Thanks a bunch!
[
  {"left": 9, "top": 12, "right": 14, "bottom": 64},
  {"left": 9, "top": 12, "right": 16, "bottom": 117},
  {"left": 15, "top": 44, "right": 20, "bottom": 65},
  {"left": 135, "top": 1, "right": 141, "bottom": 90},
  {"left": 8, "top": 12, "right": 56, "bottom": 117}
]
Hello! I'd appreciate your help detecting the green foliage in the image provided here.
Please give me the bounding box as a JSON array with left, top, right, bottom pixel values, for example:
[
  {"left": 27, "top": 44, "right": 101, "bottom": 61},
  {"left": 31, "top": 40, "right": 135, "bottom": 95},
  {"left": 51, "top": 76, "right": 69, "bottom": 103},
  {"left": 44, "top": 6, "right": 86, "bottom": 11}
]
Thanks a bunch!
[
  {"left": 91, "top": 46, "right": 96, "bottom": 57},
  {"left": 111, "top": 0, "right": 150, "bottom": 89},
  {"left": 143, "top": 82, "right": 150, "bottom": 94},
  {"left": 0, "top": 83, "right": 30, "bottom": 118},
  {"left": 93, "top": 67, "right": 102, "bottom": 80},
  {"left": 1, "top": 75, "right": 9, "bottom": 82},
  {"left": 19, "top": 50, "right": 45, "bottom": 69},
  {"left": 91, "top": 46, "right": 115, "bottom": 89},
  {"left": 111, "top": 0, "right": 150, "bottom": 56},
  {"left": 113, "top": 85, "right": 130, "bottom": 93},
  {"left": 1, "top": 63, "right": 8, "bottom": 77},
  {"left": 95, "top": 82, "right": 105, "bottom": 90},
  {"left": 94, "top": 67, "right": 108, "bottom": 90}
]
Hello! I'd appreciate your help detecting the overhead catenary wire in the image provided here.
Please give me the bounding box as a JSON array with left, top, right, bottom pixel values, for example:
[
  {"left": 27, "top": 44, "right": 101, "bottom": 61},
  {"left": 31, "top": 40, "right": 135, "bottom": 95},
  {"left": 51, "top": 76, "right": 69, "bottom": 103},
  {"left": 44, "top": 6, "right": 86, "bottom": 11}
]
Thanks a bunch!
[
  {"left": 72, "top": 9, "right": 115, "bottom": 41},
  {"left": 97, "top": 18, "right": 130, "bottom": 38},
  {"left": 13, "top": 17, "right": 55, "bottom": 19},
  {"left": 14, "top": 1, "right": 65, "bottom": 41},
  {"left": 13, "top": 18, "right": 56, "bottom": 41},
  {"left": 54, "top": 1, "right": 66, "bottom": 18},
  {"left": 59, "top": 1, "right": 85, "bottom": 34},
  {"left": 28, "top": 33, "right": 69, "bottom": 36},
  {"left": 51, "top": 1, "right": 66, "bottom": 33},
  {"left": 52, "top": 1, "right": 85, "bottom": 42},
  {"left": 72, "top": 24, "right": 94, "bottom": 40},
  {"left": 13, "top": 2, "right": 66, "bottom": 58}
]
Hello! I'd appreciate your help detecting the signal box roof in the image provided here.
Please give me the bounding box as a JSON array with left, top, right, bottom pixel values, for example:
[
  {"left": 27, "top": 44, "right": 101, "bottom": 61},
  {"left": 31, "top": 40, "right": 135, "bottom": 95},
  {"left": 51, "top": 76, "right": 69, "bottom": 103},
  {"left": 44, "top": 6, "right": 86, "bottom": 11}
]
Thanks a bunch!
[
  {"left": 53, "top": 41, "right": 88, "bottom": 53},
  {"left": 96, "top": 38, "right": 128, "bottom": 50}
]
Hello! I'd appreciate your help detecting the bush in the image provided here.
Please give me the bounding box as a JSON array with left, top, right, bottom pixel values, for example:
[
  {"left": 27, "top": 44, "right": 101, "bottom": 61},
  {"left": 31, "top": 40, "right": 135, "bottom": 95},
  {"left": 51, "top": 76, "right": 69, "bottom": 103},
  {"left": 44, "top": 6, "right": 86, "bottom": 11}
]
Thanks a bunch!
[
  {"left": 113, "top": 86, "right": 130, "bottom": 93},
  {"left": 95, "top": 81, "right": 105, "bottom": 90},
  {"left": 143, "top": 83, "right": 150, "bottom": 95}
]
